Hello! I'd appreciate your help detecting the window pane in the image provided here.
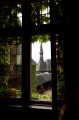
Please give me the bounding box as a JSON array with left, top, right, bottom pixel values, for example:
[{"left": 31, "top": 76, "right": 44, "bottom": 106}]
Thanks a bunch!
[
  {"left": 31, "top": 0, "right": 50, "bottom": 25},
  {"left": 56, "top": 34, "right": 65, "bottom": 107},
  {"left": 52, "top": 0, "right": 62, "bottom": 24},
  {"left": 0, "top": 4, "right": 22, "bottom": 28},
  {"left": 54, "top": 0, "right": 61, "bottom": 14},
  {"left": 0, "top": 37, "right": 22, "bottom": 98},
  {"left": 31, "top": 34, "right": 52, "bottom": 101}
]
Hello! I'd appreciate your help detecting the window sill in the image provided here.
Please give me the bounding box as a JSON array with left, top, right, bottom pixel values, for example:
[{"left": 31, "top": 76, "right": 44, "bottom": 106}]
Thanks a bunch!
[
  {"left": 0, "top": 104, "right": 52, "bottom": 111},
  {"left": 27, "top": 104, "right": 52, "bottom": 110}
]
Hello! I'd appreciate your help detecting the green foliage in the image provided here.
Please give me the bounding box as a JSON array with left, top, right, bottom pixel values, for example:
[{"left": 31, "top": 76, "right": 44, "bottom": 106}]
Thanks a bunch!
[
  {"left": 9, "top": 88, "right": 21, "bottom": 97},
  {"left": 32, "top": 65, "right": 37, "bottom": 93},
  {"left": 3, "top": 88, "right": 21, "bottom": 97},
  {"left": 41, "top": 94, "right": 52, "bottom": 99},
  {"left": 0, "top": 5, "right": 22, "bottom": 28},
  {"left": 32, "top": 34, "right": 50, "bottom": 43},
  {"left": 31, "top": 0, "right": 50, "bottom": 25},
  {"left": 0, "top": 37, "right": 21, "bottom": 96},
  {"left": 0, "top": 76, "right": 10, "bottom": 96},
  {"left": 32, "top": 93, "right": 40, "bottom": 99},
  {"left": 32, "top": 92, "right": 52, "bottom": 100},
  {"left": 16, "top": 89, "right": 21, "bottom": 97}
]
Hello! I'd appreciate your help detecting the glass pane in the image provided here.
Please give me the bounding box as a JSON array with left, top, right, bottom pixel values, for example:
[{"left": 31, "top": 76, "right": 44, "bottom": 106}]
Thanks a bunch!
[
  {"left": 17, "top": 55, "right": 22, "bottom": 65},
  {"left": 56, "top": 34, "right": 65, "bottom": 107},
  {"left": 0, "top": 4, "right": 22, "bottom": 28},
  {"left": 31, "top": 34, "right": 52, "bottom": 101},
  {"left": 54, "top": 0, "right": 61, "bottom": 14},
  {"left": 52, "top": 0, "right": 62, "bottom": 24},
  {"left": 0, "top": 37, "right": 22, "bottom": 98},
  {"left": 5, "top": 45, "right": 10, "bottom": 54},
  {"left": 31, "top": 0, "right": 50, "bottom": 25},
  {"left": 11, "top": 45, "right": 16, "bottom": 55}
]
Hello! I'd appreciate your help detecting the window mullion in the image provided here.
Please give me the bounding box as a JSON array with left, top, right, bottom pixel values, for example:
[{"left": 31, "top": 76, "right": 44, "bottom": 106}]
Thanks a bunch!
[{"left": 22, "top": 0, "right": 31, "bottom": 106}]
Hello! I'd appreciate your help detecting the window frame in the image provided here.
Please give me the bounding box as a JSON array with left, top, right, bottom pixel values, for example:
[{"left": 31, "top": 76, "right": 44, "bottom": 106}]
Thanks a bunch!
[{"left": 0, "top": 0, "right": 63, "bottom": 116}]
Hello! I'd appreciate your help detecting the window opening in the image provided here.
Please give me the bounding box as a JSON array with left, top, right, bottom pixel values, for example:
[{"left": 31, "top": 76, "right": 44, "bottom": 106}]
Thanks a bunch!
[{"left": 31, "top": 34, "right": 52, "bottom": 102}]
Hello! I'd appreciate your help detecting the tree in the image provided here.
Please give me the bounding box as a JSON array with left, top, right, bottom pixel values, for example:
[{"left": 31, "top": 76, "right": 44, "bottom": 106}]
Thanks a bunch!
[{"left": 32, "top": 34, "right": 50, "bottom": 43}]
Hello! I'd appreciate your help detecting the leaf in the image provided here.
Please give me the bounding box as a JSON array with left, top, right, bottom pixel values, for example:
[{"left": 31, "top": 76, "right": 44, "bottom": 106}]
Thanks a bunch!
[{"left": 32, "top": 34, "right": 50, "bottom": 43}]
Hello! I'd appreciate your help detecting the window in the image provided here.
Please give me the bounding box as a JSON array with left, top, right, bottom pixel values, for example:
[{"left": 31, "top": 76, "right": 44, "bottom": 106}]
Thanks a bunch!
[
  {"left": 0, "top": 0, "right": 65, "bottom": 114},
  {"left": 0, "top": 2, "right": 22, "bottom": 98}
]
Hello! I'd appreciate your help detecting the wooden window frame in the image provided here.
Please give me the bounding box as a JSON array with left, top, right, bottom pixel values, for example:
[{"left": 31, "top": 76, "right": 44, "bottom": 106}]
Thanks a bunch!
[{"left": 0, "top": 1, "right": 62, "bottom": 118}]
